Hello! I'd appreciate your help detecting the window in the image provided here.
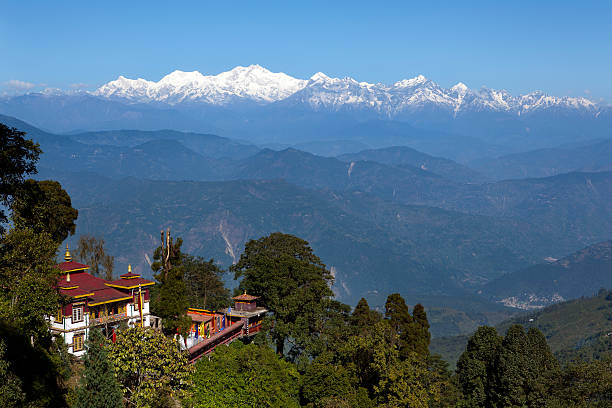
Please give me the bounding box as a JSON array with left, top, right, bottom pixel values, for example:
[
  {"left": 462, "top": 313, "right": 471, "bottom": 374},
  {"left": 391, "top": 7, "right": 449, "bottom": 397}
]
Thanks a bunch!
[
  {"left": 55, "top": 307, "right": 63, "bottom": 322},
  {"left": 73, "top": 333, "right": 84, "bottom": 352},
  {"left": 72, "top": 305, "right": 83, "bottom": 323}
]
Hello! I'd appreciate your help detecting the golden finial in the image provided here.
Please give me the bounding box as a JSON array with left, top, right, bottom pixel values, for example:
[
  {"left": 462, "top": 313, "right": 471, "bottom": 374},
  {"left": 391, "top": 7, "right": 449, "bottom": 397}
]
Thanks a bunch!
[
  {"left": 243, "top": 289, "right": 247, "bottom": 295},
  {"left": 128, "top": 264, "right": 132, "bottom": 273},
  {"left": 64, "top": 244, "right": 72, "bottom": 262}
]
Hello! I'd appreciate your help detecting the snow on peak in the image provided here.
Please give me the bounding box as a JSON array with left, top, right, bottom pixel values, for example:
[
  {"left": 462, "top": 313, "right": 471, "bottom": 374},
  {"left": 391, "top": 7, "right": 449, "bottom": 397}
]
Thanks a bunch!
[
  {"left": 310, "top": 72, "right": 331, "bottom": 82},
  {"left": 95, "top": 65, "right": 307, "bottom": 104},
  {"left": 451, "top": 82, "right": 468, "bottom": 92},
  {"left": 93, "top": 66, "right": 598, "bottom": 114}
]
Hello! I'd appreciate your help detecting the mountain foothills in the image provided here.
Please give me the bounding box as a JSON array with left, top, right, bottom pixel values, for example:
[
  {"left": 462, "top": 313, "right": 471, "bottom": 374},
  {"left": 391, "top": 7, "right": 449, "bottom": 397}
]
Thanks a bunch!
[
  {"left": 1, "top": 91, "right": 611, "bottom": 407},
  {"left": 1, "top": 114, "right": 612, "bottom": 321},
  {"left": 432, "top": 289, "right": 612, "bottom": 369}
]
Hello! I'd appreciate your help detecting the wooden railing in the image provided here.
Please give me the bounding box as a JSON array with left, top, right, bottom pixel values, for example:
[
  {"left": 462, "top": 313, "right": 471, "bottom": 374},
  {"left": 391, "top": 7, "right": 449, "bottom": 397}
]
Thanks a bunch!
[{"left": 90, "top": 312, "right": 128, "bottom": 326}]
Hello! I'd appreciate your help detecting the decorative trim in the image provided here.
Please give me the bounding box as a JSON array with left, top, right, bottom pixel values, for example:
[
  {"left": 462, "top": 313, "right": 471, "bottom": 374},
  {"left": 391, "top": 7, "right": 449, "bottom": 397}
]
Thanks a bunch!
[
  {"left": 88, "top": 295, "right": 132, "bottom": 306},
  {"left": 105, "top": 282, "right": 155, "bottom": 290}
]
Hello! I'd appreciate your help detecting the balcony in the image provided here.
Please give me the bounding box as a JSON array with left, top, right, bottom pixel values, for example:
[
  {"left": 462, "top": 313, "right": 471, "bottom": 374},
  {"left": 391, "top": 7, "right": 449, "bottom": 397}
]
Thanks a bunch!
[{"left": 90, "top": 312, "right": 128, "bottom": 326}]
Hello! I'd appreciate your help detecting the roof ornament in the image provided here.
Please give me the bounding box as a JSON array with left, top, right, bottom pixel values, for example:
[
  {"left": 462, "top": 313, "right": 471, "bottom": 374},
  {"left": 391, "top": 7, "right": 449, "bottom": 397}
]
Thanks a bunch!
[
  {"left": 64, "top": 244, "right": 72, "bottom": 262},
  {"left": 128, "top": 264, "right": 132, "bottom": 273}
]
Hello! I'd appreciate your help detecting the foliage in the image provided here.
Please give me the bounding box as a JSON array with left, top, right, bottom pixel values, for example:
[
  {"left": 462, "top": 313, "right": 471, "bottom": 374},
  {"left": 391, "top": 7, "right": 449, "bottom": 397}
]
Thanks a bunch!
[
  {"left": 75, "top": 235, "right": 114, "bottom": 280},
  {"left": 188, "top": 341, "right": 301, "bottom": 408},
  {"left": 150, "top": 232, "right": 191, "bottom": 336},
  {"left": 0, "top": 123, "right": 41, "bottom": 230},
  {"left": 109, "top": 326, "right": 192, "bottom": 408},
  {"left": 182, "top": 254, "right": 229, "bottom": 311},
  {"left": 547, "top": 355, "right": 612, "bottom": 407},
  {"left": 74, "top": 329, "right": 123, "bottom": 408},
  {"left": 455, "top": 326, "right": 502, "bottom": 407},
  {"left": 231, "top": 232, "right": 334, "bottom": 359},
  {"left": 0, "top": 321, "right": 68, "bottom": 407},
  {"left": 10, "top": 179, "right": 78, "bottom": 243},
  {"left": 385, "top": 294, "right": 431, "bottom": 359},
  {"left": 0, "top": 228, "right": 60, "bottom": 342},
  {"left": 0, "top": 339, "right": 26, "bottom": 406}
]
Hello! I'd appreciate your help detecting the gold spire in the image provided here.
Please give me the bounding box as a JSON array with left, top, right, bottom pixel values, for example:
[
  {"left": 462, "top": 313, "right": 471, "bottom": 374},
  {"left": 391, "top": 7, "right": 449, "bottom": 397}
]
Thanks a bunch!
[
  {"left": 64, "top": 244, "right": 72, "bottom": 262},
  {"left": 128, "top": 264, "right": 132, "bottom": 273}
]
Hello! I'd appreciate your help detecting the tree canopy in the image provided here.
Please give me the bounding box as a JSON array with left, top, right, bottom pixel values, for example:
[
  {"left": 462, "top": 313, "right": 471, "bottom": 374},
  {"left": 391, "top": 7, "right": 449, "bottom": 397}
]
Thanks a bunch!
[
  {"left": 0, "top": 123, "right": 41, "bottom": 231},
  {"left": 231, "top": 232, "right": 334, "bottom": 358},
  {"left": 110, "top": 326, "right": 192, "bottom": 408},
  {"left": 10, "top": 179, "right": 78, "bottom": 243},
  {"left": 150, "top": 230, "right": 191, "bottom": 336},
  {"left": 182, "top": 254, "right": 229, "bottom": 311},
  {"left": 75, "top": 235, "right": 114, "bottom": 280}
]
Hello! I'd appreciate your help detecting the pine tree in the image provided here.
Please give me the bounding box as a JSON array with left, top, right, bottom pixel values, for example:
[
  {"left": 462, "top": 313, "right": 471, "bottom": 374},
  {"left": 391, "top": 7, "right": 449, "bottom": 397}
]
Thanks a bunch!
[
  {"left": 75, "top": 329, "right": 123, "bottom": 408},
  {"left": 456, "top": 326, "right": 502, "bottom": 407},
  {"left": 351, "top": 297, "right": 381, "bottom": 333},
  {"left": 151, "top": 229, "right": 191, "bottom": 337},
  {"left": 411, "top": 303, "right": 431, "bottom": 357}
]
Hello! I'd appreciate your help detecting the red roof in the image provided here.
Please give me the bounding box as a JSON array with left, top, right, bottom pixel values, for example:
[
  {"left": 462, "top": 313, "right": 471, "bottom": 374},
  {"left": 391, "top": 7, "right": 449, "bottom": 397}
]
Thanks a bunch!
[
  {"left": 119, "top": 272, "right": 141, "bottom": 279},
  {"left": 187, "top": 312, "right": 213, "bottom": 323},
  {"left": 59, "top": 287, "right": 93, "bottom": 299},
  {"left": 57, "top": 261, "right": 90, "bottom": 273},
  {"left": 56, "top": 269, "right": 134, "bottom": 306},
  {"left": 106, "top": 277, "right": 155, "bottom": 289},
  {"left": 232, "top": 293, "right": 259, "bottom": 302},
  {"left": 88, "top": 287, "right": 132, "bottom": 306}
]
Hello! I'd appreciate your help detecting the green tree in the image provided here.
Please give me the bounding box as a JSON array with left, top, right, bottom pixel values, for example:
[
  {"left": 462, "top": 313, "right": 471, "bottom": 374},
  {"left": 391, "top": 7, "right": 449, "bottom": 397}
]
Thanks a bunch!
[
  {"left": 75, "top": 235, "right": 114, "bottom": 280},
  {"left": 74, "top": 328, "right": 123, "bottom": 408},
  {"left": 0, "top": 339, "right": 25, "bottom": 406},
  {"left": 10, "top": 179, "right": 78, "bottom": 243},
  {"left": 110, "top": 326, "right": 192, "bottom": 408},
  {"left": 385, "top": 294, "right": 431, "bottom": 359},
  {"left": 231, "top": 232, "right": 334, "bottom": 358},
  {"left": 189, "top": 341, "right": 301, "bottom": 408},
  {"left": 547, "top": 355, "right": 612, "bottom": 407},
  {"left": 0, "top": 228, "right": 60, "bottom": 343},
  {"left": 491, "top": 325, "right": 558, "bottom": 408},
  {"left": 351, "top": 298, "right": 382, "bottom": 333},
  {"left": 456, "top": 326, "right": 502, "bottom": 407},
  {"left": 150, "top": 229, "right": 191, "bottom": 336},
  {"left": 411, "top": 303, "right": 431, "bottom": 356},
  {"left": 0, "top": 123, "right": 41, "bottom": 231},
  {"left": 182, "top": 254, "right": 229, "bottom": 311}
]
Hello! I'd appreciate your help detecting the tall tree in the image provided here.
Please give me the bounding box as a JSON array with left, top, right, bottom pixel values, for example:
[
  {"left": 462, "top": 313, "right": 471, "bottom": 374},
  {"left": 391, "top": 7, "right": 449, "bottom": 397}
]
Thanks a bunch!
[
  {"left": 150, "top": 229, "right": 191, "bottom": 336},
  {"left": 110, "top": 326, "right": 192, "bottom": 408},
  {"left": 231, "top": 232, "right": 334, "bottom": 358},
  {"left": 74, "top": 328, "right": 123, "bottom": 408},
  {"left": 352, "top": 297, "right": 382, "bottom": 333},
  {"left": 456, "top": 326, "right": 502, "bottom": 407},
  {"left": 410, "top": 303, "right": 431, "bottom": 357},
  {"left": 182, "top": 254, "right": 229, "bottom": 311},
  {"left": 75, "top": 235, "right": 114, "bottom": 280},
  {"left": 0, "top": 228, "right": 60, "bottom": 342},
  {"left": 10, "top": 179, "right": 78, "bottom": 243},
  {"left": 0, "top": 123, "right": 41, "bottom": 232}
]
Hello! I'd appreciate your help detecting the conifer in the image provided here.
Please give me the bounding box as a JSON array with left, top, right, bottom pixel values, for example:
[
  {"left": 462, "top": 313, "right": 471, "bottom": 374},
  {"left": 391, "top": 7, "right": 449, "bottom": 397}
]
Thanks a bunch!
[{"left": 74, "top": 329, "right": 123, "bottom": 408}]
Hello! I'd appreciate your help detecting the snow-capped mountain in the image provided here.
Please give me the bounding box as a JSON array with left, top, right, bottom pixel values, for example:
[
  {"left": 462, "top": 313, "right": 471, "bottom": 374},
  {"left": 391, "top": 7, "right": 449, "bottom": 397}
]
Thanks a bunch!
[
  {"left": 93, "top": 65, "right": 598, "bottom": 116},
  {"left": 95, "top": 65, "right": 307, "bottom": 105}
]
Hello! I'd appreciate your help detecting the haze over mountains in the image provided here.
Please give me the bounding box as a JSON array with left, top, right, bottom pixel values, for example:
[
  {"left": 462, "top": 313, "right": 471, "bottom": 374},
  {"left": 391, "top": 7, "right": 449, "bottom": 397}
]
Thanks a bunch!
[
  {"left": 2, "top": 65, "right": 611, "bottom": 158},
  {"left": 1, "top": 64, "right": 612, "bottom": 337}
]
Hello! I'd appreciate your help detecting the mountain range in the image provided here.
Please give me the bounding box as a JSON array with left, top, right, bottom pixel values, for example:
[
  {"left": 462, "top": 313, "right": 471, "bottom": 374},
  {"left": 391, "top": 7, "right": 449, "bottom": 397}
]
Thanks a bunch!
[
  {"left": 2, "top": 65, "right": 611, "bottom": 157},
  {"left": 93, "top": 65, "right": 597, "bottom": 116}
]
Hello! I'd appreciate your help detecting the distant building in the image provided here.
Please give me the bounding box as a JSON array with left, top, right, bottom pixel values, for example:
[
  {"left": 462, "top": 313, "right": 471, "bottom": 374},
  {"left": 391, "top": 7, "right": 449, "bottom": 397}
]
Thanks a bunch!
[
  {"left": 50, "top": 246, "right": 155, "bottom": 356},
  {"left": 184, "top": 291, "right": 267, "bottom": 361}
]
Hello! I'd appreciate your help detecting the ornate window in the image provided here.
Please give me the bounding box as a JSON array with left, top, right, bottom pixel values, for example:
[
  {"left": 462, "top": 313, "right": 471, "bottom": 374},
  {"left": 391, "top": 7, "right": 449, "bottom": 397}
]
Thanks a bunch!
[
  {"left": 73, "top": 333, "right": 84, "bottom": 352},
  {"left": 72, "top": 305, "right": 83, "bottom": 323},
  {"left": 55, "top": 307, "right": 63, "bottom": 323}
]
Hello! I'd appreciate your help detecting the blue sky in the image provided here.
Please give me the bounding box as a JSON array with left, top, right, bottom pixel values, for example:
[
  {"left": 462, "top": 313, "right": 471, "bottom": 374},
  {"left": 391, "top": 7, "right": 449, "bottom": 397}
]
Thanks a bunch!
[{"left": 1, "top": 0, "right": 611, "bottom": 101}]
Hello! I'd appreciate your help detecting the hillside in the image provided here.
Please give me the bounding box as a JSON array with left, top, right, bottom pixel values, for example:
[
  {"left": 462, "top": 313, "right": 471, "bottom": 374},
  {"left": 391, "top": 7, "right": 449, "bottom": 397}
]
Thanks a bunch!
[
  {"left": 472, "top": 138, "right": 612, "bottom": 180},
  {"left": 431, "top": 289, "right": 612, "bottom": 368},
  {"left": 338, "top": 146, "right": 486, "bottom": 183},
  {"left": 483, "top": 241, "right": 612, "bottom": 309}
]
